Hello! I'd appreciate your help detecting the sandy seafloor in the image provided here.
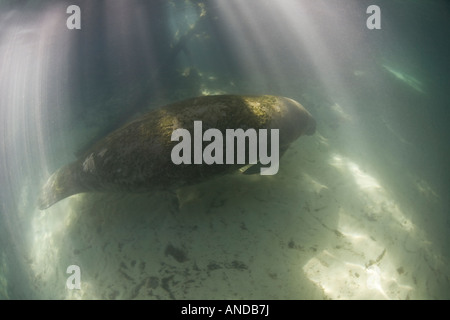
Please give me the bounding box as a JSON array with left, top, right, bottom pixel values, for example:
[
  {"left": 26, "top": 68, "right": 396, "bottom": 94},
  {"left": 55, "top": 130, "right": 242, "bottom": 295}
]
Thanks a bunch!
[{"left": 20, "top": 75, "right": 450, "bottom": 300}]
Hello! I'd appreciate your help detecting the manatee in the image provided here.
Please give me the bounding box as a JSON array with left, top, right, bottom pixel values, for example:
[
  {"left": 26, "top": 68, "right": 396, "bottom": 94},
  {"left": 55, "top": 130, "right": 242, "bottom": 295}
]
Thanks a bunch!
[{"left": 38, "top": 95, "right": 316, "bottom": 210}]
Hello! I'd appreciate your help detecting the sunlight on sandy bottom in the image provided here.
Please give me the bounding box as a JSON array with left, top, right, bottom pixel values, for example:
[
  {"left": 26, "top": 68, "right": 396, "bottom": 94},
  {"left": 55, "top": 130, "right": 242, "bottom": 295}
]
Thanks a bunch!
[
  {"left": 302, "top": 153, "right": 430, "bottom": 299},
  {"left": 303, "top": 209, "right": 415, "bottom": 299},
  {"left": 29, "top": 195, "right": 98, "bottom": 299},
  {"left": 24, "top": 149, "right": 447, "bottom": 299},
  {"left": 330, "top": 153, "right": 414, "bottom": 231}
]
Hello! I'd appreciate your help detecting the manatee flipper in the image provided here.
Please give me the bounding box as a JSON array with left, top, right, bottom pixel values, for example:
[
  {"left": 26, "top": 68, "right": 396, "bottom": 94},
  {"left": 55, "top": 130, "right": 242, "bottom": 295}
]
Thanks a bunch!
[
  {"left": 240, "top": 144, "right": 290, "bottom": 175},
  {"left": 240, "top": 163, "right": 262, "bottom": 175},
  {"left": 38, "top": 164, "right": 85, "bottom": 210}
]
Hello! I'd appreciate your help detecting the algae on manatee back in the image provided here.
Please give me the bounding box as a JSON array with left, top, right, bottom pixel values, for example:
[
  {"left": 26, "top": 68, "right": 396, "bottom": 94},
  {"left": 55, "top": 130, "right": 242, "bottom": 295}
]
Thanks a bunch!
[{"left": 38, "top": 95, "right": 316, "bottom": 210}]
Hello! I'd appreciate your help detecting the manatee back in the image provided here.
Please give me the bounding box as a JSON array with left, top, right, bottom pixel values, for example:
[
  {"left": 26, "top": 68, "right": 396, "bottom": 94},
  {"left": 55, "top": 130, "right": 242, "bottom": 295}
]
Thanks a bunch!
[{"left": 37, "top": 95, "right": 315, "bottom": 209}]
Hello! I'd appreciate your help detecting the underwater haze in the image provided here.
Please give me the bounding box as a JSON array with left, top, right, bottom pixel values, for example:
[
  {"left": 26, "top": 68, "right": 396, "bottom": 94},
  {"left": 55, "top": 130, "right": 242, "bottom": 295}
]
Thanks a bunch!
[{"left": 0, "top": 0, "right": 449, "bottom": 299}]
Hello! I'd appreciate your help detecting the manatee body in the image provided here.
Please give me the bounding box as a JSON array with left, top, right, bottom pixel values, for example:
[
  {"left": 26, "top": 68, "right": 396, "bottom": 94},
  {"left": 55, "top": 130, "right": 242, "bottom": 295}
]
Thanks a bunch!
[{"left": 38, "top": 95, "right": 316, "bottom": 210}]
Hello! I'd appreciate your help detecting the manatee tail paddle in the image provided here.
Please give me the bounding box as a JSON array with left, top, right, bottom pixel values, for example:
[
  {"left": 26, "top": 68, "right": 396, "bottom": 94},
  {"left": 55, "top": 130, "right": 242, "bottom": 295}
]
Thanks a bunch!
[{"left": 38, "top": 165, "right": 83, "bottom": 210}]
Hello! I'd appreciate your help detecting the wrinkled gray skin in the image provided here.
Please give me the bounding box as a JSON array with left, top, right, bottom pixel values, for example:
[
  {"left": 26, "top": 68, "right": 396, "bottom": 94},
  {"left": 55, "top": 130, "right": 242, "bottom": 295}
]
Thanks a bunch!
[{"left": 38, "top": 95, "right": 316, "bottom": 210}]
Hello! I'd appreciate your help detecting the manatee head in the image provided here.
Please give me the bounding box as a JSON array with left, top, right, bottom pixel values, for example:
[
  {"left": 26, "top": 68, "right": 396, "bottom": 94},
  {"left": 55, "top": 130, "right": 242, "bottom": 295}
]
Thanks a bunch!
[{"left": 275, "top": 96, "right": 316, "bottom": 141}]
